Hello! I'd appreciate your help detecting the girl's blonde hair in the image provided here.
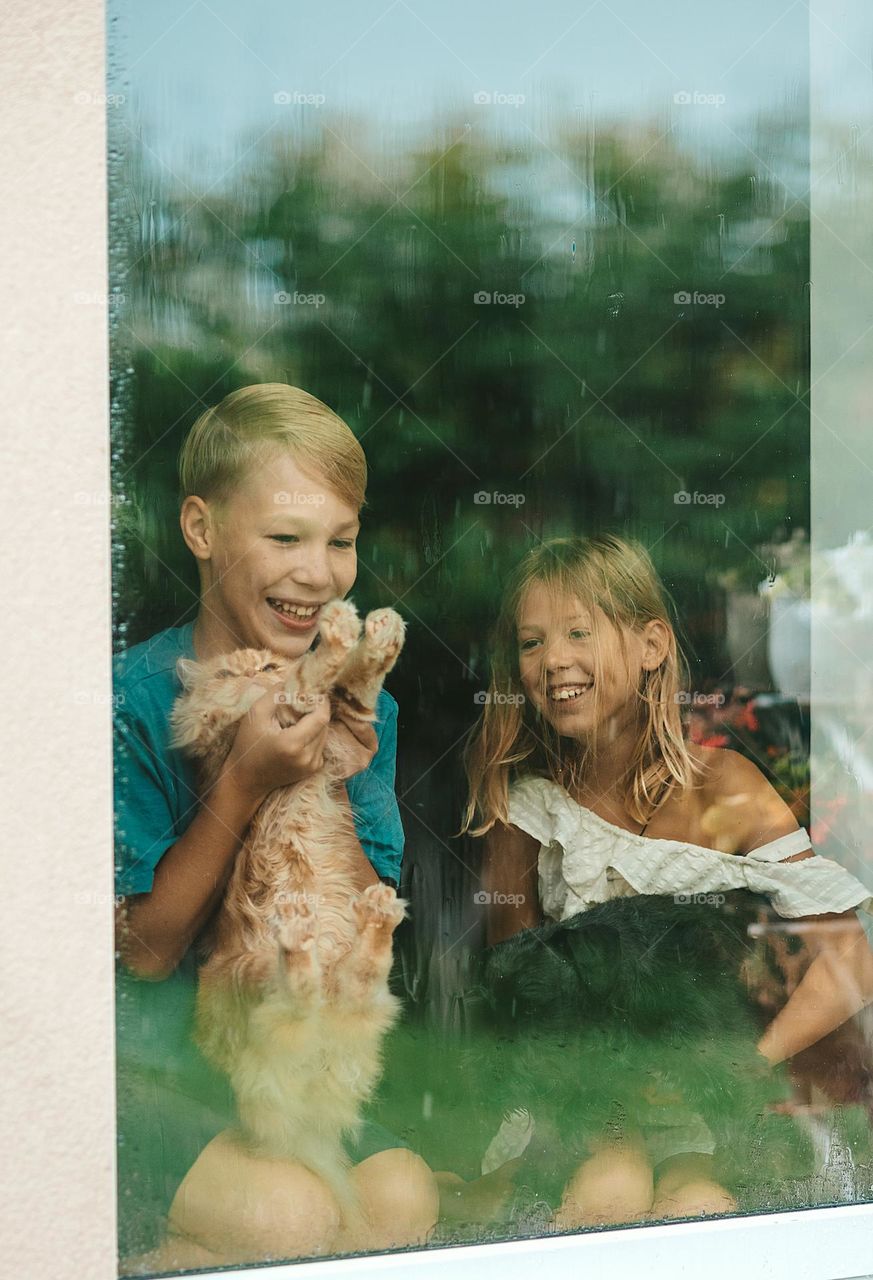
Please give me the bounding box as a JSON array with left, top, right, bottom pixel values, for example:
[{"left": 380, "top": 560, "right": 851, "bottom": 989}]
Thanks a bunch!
[
  {"left": 461, "top": 533, "right": 703, "bottom": 836},
  {"left": 178, "top": 383, "right": 367, "bottom": 514}
]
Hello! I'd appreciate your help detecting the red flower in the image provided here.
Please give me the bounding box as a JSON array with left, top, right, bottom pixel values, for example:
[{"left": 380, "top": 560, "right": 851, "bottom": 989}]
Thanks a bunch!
[{"left": 736, "top": 701, "right": 760, "bottom": 733}]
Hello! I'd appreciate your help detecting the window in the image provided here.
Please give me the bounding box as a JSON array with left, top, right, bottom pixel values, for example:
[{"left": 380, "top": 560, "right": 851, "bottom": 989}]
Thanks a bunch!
[{"left": 6, "top": 1, "right": 872, "bottom": 1277}]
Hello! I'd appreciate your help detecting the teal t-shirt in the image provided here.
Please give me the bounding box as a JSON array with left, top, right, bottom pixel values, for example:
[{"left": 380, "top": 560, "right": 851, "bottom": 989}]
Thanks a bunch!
[
  {"left": 112, "top": 621, "right": 405, "bottom": 1253},
  {"left": 113, "top": 619, "right": 404, "bottom": 896}
]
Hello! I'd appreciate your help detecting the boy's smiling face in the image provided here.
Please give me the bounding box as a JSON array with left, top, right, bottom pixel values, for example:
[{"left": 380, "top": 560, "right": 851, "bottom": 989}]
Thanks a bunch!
[{"left": 182, "top": 447, "right": 360, "bottom": 661}]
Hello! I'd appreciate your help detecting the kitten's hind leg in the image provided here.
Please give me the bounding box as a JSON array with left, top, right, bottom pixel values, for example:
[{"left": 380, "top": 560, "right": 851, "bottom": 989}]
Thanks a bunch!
[
  {"left": 333, "top": 883, "right": 407, "bottom": 1008},
  {"left": 334, "top": 608, "right": 406, "bottom": 713},
  {"left": 273, "top": 900, "right": 323, "bottom": 1012}
]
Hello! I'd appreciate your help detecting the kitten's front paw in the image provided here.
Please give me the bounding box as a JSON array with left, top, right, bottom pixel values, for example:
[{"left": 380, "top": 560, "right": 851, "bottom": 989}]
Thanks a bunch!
[
  {"left": 363, "top": 608, "right": 405, "bottom": 665},
  {"left": 353, "top": 882, "right": 408, "bottom": 934},
  {"left": 291, "top": 600, "right": 362, "bottom": 707},
  {"left": 319, "top": 599, "right": 362, "bottom": 654}
]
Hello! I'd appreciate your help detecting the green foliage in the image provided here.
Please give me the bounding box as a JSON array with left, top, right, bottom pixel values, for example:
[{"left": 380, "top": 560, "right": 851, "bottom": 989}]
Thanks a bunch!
[{"left": 112, "top": 108, "right": 809, "bottom": 678}]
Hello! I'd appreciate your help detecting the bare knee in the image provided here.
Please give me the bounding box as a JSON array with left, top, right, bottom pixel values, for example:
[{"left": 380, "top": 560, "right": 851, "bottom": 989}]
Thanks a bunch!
[
  {"left": 651, "top": 1177, "right": 737, "bottom": 1220},
  {"left": 556, "top": 1146, "right": 654, "bottom": 1228},
  {"left": 168, "top": 1132, "right": 342, "bottom": 1263},
  {"left": 347, "top": 1148, "right": 439, "bottom": 1247}
]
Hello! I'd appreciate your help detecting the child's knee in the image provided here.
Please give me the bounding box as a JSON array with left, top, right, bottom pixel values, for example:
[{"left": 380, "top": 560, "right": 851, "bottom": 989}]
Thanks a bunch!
[
  {"left": 651, "top": 1177, "right": 737, "bottom": 1220},
  {"left": 168, "top": 1133, "right": 342, "bottom": 1261},
  {"left": 556, "top": 1146, "right": 655, "bottom": 1227},
  {"left": 351, "top": 1148, "right": 439, "bottom": 1242}
]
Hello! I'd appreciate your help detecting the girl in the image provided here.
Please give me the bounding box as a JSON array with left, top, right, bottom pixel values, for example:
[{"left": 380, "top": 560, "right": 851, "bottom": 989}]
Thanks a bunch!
[{"left": 459, "top": 533, "right": 873, "bottom": 1230}]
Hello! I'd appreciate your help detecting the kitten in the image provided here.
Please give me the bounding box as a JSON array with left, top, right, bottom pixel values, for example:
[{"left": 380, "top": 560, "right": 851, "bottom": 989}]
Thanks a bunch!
[{"left": 169, "top": 599, "right": 407, "bottom": 1218}]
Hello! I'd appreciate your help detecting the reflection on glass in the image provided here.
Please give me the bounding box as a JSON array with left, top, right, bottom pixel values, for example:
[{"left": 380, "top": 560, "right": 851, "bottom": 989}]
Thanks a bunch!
[{"left": 108, "top": 0, "right": 873, "bottom": 1273}]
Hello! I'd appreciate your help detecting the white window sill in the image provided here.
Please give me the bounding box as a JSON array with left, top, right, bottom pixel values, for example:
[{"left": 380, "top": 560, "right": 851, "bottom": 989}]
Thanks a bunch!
[{"left": 182, "top": 1205, "right": 873, "bottom": 1280}]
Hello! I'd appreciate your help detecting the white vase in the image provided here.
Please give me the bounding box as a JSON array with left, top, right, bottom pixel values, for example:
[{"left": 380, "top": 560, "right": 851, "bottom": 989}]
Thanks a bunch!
[
  {"left": 724, "top": 591, "right": 772, "bottom": 688},
  {"left": 767, "top": 592, "right": 811, "bottom": 701}
]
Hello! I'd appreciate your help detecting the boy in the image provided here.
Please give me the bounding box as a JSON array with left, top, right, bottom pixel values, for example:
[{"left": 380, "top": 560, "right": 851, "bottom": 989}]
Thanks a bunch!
[{"left": 114, "top": 384, "right": 438, "bottom": 1270}]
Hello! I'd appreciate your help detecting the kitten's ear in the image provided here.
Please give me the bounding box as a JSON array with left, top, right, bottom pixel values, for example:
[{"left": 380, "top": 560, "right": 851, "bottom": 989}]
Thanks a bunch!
[{"left": 176, "top": 657, "right": 202, "bottom": 690}]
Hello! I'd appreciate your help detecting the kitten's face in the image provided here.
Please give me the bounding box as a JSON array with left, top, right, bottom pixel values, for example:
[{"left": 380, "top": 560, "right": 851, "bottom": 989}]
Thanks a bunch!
[
  {"left": 171, "top": 648, "right": 296, "bottom": 755},
  {"left": 190, "top": 648, "right": 290, "bottom": 693}
]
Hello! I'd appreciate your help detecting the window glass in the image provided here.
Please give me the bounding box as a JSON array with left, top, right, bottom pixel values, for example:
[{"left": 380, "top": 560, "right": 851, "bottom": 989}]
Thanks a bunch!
[{"left": 109, "top": 2, "right": 873, "bottom": 1272}]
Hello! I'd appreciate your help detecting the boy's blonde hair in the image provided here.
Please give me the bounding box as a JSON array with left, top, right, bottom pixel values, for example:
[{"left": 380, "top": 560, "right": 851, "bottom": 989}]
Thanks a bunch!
[
  {"left": 461, "top": 533, "right": 703, "bottom": 836},
  {"left": 178, "top": 383, "right": 367, "bottom": 513}
]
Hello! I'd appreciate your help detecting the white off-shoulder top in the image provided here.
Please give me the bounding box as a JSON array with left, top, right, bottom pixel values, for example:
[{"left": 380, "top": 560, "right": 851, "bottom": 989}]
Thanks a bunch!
[{"left": 508, "top": 774, "right": 873, "bottom": 923}]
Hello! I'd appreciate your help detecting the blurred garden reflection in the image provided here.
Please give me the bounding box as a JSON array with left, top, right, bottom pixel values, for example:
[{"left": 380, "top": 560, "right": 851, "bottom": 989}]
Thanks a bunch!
[{"left": 114, "top": 94, "right": 812, "bottom": 1007}]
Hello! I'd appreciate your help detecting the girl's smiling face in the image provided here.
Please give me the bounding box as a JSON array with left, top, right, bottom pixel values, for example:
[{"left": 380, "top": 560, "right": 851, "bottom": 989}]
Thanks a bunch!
[
  {"left": 516, "top": 582, "right": 653, "bottom": 737},
  {"left": 182, "top": 447, "right": 360, "bottom": 661}
]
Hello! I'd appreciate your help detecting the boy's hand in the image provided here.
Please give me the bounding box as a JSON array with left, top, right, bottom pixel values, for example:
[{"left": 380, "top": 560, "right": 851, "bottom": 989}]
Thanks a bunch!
[
  {"left": 330, "top": 706, "right": 379, "bottom": 779},
  {"left": 217, "top": 684, "right": 332, "bottom": 808}
]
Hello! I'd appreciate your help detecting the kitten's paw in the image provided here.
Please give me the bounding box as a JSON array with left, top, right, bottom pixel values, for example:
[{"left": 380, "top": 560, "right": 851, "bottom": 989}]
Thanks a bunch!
[
  {"left": 335, "top": 885, "right": 406, "bottom": 1004},
  {"left": 363, "top": 608, "right": 405, "bottom": 664},
  {"left": 274, "top": 900, "right": 318, "bottom": 955},
  {"left": 319, "top": 599, "right": 362, "bottom": 654},
  {"left": 353, "top": 882, "right": 407, "bottom": 934},
  {"left": 273, "top": 901, "right": 322, "bottom": 1004}
]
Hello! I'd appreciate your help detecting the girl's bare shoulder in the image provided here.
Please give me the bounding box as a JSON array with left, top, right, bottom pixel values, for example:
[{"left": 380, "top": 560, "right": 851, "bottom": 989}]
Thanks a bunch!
[
  {"left": 685, "top": 742, "right": 804, "bottom": 854},
  {"left": 685, "top": 740, "right": 749, "bottom": 791}
]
